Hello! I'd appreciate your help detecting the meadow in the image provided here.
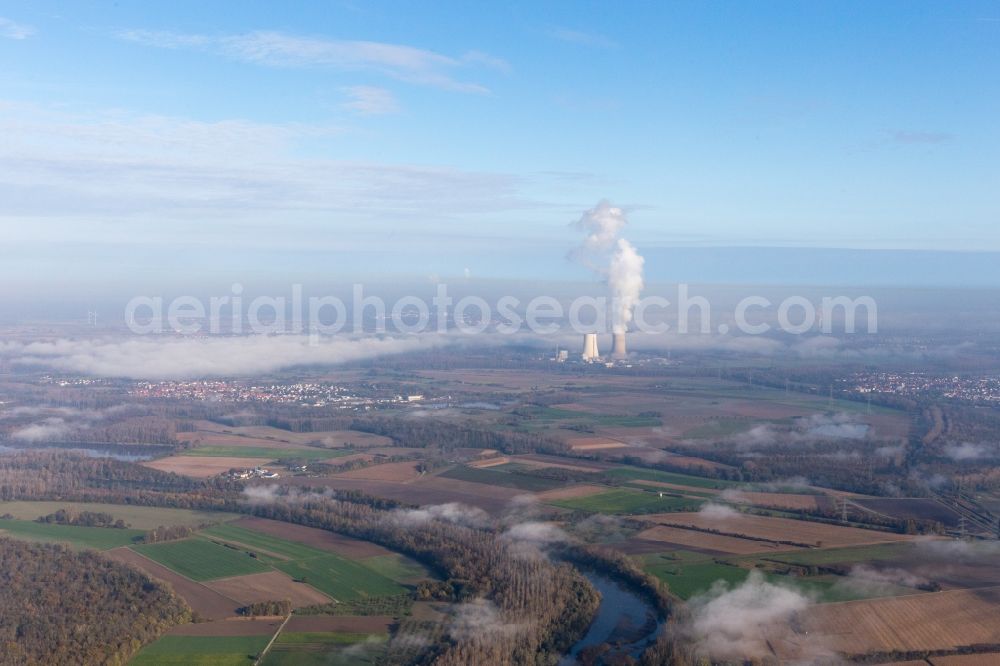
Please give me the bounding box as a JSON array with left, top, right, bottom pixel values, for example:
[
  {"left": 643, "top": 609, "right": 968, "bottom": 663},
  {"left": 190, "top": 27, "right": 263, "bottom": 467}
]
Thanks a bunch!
[
  {"left": 0, "top": 501, "right": 239, "bottom": 530},
  {"left": 0, "top": 518, "right": 144, "bottom": 550},
  {"left": 130, "top": 635, "right": 270, "bottom": 666},
  {"left": 132, "top": 538, "right": 272, "bottom": 581}
]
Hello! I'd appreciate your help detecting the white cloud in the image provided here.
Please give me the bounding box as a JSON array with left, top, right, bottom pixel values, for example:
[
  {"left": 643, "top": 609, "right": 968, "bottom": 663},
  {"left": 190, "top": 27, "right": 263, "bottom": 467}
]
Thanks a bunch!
[
  {"left": 11, "top": 417, "right": 74, "bottom": 442},
  {"left": 117, "top": 29, "right": 504, "bottom": 93},
  {"left": 342, "top": 85, "right": 399, "bottom": 115},
  {"left": 3, "top": 334, "right": 452, "bottom": 379},
  {"left": 686, "top": 571, "right": 819, "bottom": 661},
  {"left": 0, "top": 17, "right": 34, "bottom": 40}
]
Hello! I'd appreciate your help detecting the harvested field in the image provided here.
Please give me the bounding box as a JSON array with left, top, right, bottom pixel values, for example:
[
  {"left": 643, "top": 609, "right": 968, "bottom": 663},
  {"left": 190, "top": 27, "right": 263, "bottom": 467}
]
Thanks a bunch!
[
  {"left": 0, "top": 501, "right": 239, "bottom": 530},
  {"left": 634, "top": 525, "right": 802, "bottom": 555},
  {"left": 772, "top": 587, "right": 1000, "bottom": 659},
  {"left": 143, "top": 455, "right": 269, "bottom": 478},
  {"left": 168, "top": 618, "right": 283, "bottom": 636},
  {"left": 333, "top": 461, "right": 423, "bottom": 482},
  {"left": 468, "top": 456, "right": 511, "bottom": 468},
  {"left": 205, "top": 571, "right": 331, "bottom": 608},
  {"left": 535, "top": 484, "right": 608, "bottom": 501},
  {"left": 644, "top": 512, "right": 915, "bottom": 548},
  {"left": 231, "top": 517, "right": 391, "bottom": 559},
  {"left": 566, "top": 436, "right": 629, "bottom": 451},
  {"left": 104, "top": 547, "right": 239, "bottom": 620},
  {"left": 512, "top": 453, "right": 612, "bottom": 472},
  {"left": 285, "top": 616, "right": 395, "bottom": 633},
  {"left": 722, "top": 490, "right": 829, "bottom": 511}
]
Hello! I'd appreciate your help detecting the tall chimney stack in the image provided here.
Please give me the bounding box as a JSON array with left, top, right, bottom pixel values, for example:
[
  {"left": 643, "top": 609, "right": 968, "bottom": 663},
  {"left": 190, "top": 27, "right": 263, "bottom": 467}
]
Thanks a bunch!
[
  {"left": 582, "top": 333, "right": 600, "bottom": 362},
  {"left": 611, "top": 332, "right": 627, "bottom": 359}
]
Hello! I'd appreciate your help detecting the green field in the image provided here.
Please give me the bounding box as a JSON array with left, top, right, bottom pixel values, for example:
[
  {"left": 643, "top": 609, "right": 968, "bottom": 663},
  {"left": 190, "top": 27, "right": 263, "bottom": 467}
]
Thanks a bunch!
[
  {"left": 131, "top": 635, "right": 270, "bottom": 665},
  {"left": 262, "top": 632, "right": 387, "bottom": 666},
  {"left": 642, "top": 549, "right": 923, "bottom": 602},
  {"left": 0, "top": 518, "right": 144, "bottom": 550},
  {"left": 201, "top": 523, "right": 330, "bottom": 561},
  {"left": 274, "top": 554, "right": 405, "bottom": 601},
  {"left": 132, "top": 538, "right": 272, "bottom": 580},
  {"left": 439, "top": 465, "right": 564, "bottom": 491},
  {"left": 184, "top": 446, "right": 344, "bottom": 460},
  {"left": 604, "top": 466, "right": 736, "bottom": 490},
  {"left": 548, "top": 488, "right": 702, "bottom": 514},
  {"left": 360, "top": 553, "right": 433, "bottom": 583},
  {"left": 0, "top": 501, "right": 240, "bottom": 530},
  {"left": 642, "top": 552, "right": 750, "bottom": 599}
]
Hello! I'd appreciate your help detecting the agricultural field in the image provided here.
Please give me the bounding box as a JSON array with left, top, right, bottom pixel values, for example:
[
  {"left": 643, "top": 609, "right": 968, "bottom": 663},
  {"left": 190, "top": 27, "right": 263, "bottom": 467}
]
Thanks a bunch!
[
  {"left": 262, "top": 631, "right": 388, "bottom": 666},
  {"left": 130, "top": 635, "right": 271, "bottom": 666},
  {"left": 644, "top": 511, "right": 916, "bottom": 548},
  {"left": 772, "top": 586, "right": 1000, "bottom": 659},
  {"left": 0, "top": 501, "right": 240, "bottom": 530},
  {"left": 133, "top": 538, "right": 273, "bottom": 581},
  {"left": 0, "top": 518, "right": 144, "bottom": 550},
  {"left": 604, "top": 466, "right": 737, "bottom": 490},
  {"left": 182, "top": 445, "right": 343, "bottom": 460},
  {"left": 274, "top": 554, "right": 406, "bottom": 601},
  {"left": 438, "top": 464, "right": 565, "bottom": 492},
  {"left": 547, "top": 488, "right": 703, "bottom": 514},
  {"left": 142, "top": 456, "right": 274, "bottom": 478}
]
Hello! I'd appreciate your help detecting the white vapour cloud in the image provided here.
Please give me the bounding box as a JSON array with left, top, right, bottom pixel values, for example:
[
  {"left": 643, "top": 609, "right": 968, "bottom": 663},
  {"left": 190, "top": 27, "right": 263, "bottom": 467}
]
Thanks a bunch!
[
  {"left": 570, "top": 200, "right": 645, "bottom": 333},
  {"left": 3, "top": 334, "right": 451, "bottom": 379},
  {"left": 10, "top": 417, "right": 74, "bottom": 442},
  {"left": 448, "top": 599, "right": 523, "bottom": 641},
  {"left": 390, "top": 502, "right": 489, "bottom": 528},
  {"left": 501, "top": 521, "right": 571, "bottom": 559},
  {"left": 942, "top": 441, "right": 995, "bottom": 461},
  {"left": 686, "top": 571, "right": 816, "bottom": 661},
  {"left": 831, "top": 565, "right": 928, "bottom": 597},
  {"left": 698, "top": 503, "right": 740, "bottom": 521}
]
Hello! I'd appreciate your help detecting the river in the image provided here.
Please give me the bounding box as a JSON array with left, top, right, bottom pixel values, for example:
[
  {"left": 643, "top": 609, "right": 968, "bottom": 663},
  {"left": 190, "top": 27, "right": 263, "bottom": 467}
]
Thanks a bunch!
[{"left": 560, "top": 570, "right": 663, "bottom": 665}]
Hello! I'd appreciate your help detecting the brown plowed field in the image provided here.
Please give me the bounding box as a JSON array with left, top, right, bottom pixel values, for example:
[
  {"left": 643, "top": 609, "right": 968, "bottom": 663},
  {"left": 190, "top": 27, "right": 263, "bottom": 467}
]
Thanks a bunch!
[
  {"left": 722, "top": 490, "right": 827, "bottom": 511},
  {"left": 143, "top": 456, "right": 268, "bottom": 478},
  {"left": 285, "top": 616, "right": 395, "bottom": 633},
  {"left": 535, "top": 485, "right": 608, "bottom": 501},
  {"left": 167, "top": 618, "right": 283, "bottom": 636},
  {"left": 645, "top": 512, "right": 915, "bottom": 548},
  {"left": 231, "top": 517, "right": 389, "bottom": 558},
  {"left": 205, "top": 571, "right": 331, "bottom": 608},
  {"left": 104, "top": 547, "right": 239, "bottom": 620},
  {"left": 283, "top": 475, "right": 522, "bottom": 513},
  {"left": 773, "top": 587, "right": 1000, "bottom": 659},
  {"left": 333, "top": 461, "right": 423, "bottom": 482},
  {"left": 634, "top": 525, "right": 802, "bottom": 555}
]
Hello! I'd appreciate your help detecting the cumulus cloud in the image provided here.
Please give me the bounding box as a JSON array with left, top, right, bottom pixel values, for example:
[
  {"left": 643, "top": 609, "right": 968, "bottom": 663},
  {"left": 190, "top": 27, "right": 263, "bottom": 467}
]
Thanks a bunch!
[
  {"left": 390, "top": 502, "right": 489, "bottom": 528},
  {"left": 686, "top": 571, "right": 817, "bottom": 661},
  {"left": 3, "top": 334, "right": 451, "bottom": 379}
]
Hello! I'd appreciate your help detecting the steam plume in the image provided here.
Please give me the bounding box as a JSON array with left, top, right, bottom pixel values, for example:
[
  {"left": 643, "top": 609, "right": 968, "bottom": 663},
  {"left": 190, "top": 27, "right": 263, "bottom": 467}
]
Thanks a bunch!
[{"left": 571, "top": 200, "right": 645, "bottom": 333}]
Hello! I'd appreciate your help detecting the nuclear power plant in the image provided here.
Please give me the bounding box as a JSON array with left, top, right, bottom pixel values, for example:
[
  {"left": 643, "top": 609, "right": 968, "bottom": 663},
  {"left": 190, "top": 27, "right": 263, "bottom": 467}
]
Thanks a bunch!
[
  {"left": 611, "top": 332, "right": 627, "bottom": 359},
  {"left": 582, "top": 333, "right": 600, "bottom": 361}
]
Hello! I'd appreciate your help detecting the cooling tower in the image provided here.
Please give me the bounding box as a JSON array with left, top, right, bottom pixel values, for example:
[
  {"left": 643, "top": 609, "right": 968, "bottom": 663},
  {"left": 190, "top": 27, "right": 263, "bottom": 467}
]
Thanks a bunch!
[
  {"left": 582, "top": 333, "right": 600, "bottom": 361},
  {"left": 611, "top": 332, "right": 627, "bottom": 359}
]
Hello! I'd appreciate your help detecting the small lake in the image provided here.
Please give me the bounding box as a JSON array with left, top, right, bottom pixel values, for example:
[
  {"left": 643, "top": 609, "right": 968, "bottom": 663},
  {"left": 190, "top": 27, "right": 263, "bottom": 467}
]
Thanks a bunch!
[{"left": 560, "top": 571, "right": 663, "bottom": 665}]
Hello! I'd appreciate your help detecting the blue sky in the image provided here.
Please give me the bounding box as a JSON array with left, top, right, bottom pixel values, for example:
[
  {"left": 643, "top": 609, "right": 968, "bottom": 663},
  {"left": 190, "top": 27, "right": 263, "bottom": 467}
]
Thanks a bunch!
[{"left": 1, "top": 1, "right": 999, "bottom": 293}]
